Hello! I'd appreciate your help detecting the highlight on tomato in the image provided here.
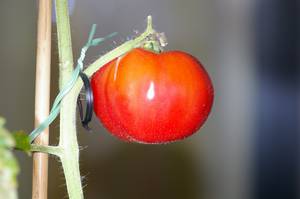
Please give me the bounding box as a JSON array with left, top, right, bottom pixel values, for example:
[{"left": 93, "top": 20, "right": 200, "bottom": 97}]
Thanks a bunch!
[{"left": 91, "top": 48, "right": 214, "bottom": 144}]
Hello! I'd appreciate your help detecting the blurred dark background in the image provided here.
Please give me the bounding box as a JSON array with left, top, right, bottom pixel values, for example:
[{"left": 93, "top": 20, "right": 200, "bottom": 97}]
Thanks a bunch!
[{"left": 0, "top": 0, "right": 299, "bottom": 198}]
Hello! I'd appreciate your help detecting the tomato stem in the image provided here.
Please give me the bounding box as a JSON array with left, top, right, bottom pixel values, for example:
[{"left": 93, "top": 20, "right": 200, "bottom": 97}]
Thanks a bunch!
[
  {"left": 83, "top": 15, "right": 159, "bottom": 77},
  {"left": 146, "top": 15, "right": 153, "bottom": 32},
  {"left": 55, "top": 0, "right": 84, "bottom": 198},
  {"left": 31, "top": 145, "right": 62, "bottom": 156}
]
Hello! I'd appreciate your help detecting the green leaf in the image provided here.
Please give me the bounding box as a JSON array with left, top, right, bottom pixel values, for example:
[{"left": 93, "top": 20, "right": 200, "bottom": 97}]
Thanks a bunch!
[
  {"left": 12, "top": 131, "right": 31, "bottom": 154},
  {"left": 0, "top": 118, "right": 15, "bottom": 148},
  {"left": 0, "top": 117, "right": 19, "bottom": 199}
]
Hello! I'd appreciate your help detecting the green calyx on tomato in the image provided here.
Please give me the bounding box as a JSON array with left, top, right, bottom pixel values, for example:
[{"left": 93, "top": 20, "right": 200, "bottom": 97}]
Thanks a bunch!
[
  {"left": 141, "top": 32, "right": 167, "bottom": 53},
  {"left": 139, "top": 16, "right": 167, "bottom": 53}
]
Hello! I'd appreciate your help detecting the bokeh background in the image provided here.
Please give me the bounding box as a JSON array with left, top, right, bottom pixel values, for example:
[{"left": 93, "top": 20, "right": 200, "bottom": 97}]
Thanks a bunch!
[{"left": 0, "top": 0, "right": 299, "bottom": 198}]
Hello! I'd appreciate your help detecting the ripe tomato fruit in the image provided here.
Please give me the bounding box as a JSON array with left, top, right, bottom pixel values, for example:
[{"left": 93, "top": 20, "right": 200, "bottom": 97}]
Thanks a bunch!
[{"left": 91, "top": 48, "right": 214, "bottom": 143}]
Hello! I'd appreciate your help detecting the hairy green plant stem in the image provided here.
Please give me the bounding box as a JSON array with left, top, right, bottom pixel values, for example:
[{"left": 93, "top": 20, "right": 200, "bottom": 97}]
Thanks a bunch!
[
  {"left": 55, "top": 0, "right": 83, "bottom": 198},
  {"left": 49, "top": 1, "right": 156, "bottom": 198}
]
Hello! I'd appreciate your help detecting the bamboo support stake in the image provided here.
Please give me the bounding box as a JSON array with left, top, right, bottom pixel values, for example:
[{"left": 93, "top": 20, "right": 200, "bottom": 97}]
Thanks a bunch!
[{"left": 32, "top": 0, "right": 52, "bottom": 199}]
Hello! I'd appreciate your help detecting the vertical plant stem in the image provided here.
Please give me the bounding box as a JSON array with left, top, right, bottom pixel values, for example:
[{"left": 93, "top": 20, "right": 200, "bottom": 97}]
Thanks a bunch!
[
  {"left": 55, "top": 0, "right": 73, "bottom": 88},
  {"left": 32, "top": 0, "right": 52, "bottom": 199},
  {"left": 55, "top": 0, "right": 83, "bottom": 198}
]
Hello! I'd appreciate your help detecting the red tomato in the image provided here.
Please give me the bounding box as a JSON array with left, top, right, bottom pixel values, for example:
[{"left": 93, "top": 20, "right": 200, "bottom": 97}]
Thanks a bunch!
[{"left": 91, "top": 48, "right": 214, "bottom": 143}]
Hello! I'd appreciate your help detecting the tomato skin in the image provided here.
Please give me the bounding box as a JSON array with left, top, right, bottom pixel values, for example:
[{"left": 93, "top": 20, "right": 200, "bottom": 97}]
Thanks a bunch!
[{"left": 91, "top": 48, "right": 214, "bottom": 143}]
